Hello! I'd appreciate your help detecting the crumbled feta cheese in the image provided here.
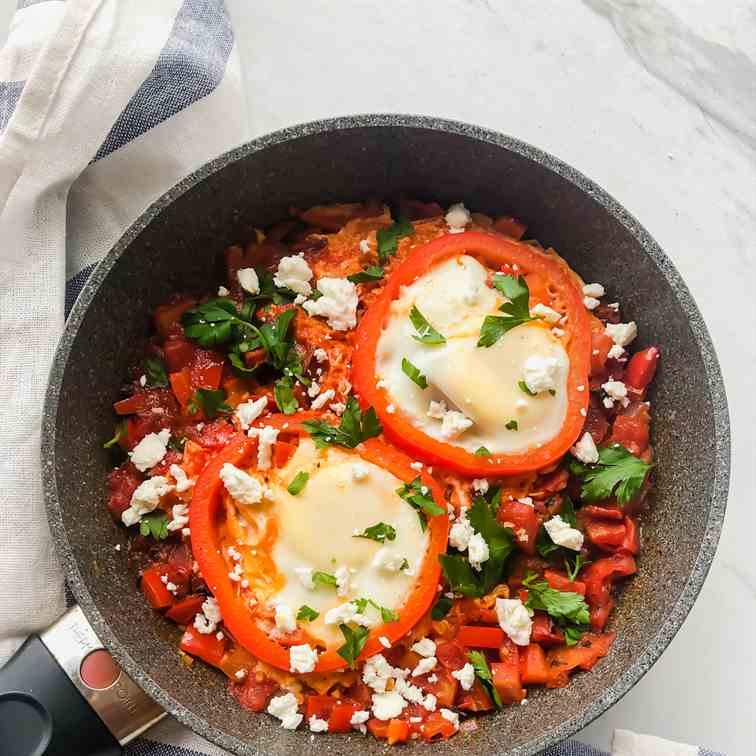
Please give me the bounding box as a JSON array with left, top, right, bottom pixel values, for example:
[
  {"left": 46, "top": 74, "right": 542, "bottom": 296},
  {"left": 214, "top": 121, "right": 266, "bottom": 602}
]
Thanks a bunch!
[
  {"left": 410, "top": 461, "right": 423, "bottom": 471},
  {"left": 379, "top": 636, "right": 391, "bottom": 649},
  {"left": 372, "top": 548, "right": 406, "bottom": 573},
  {"left": 422, "top": 693, "right": 437, "bottom": 711},
  {"left": 386, "top": 403, "right": 395, "bottom": 414},
  {"left": 583, "top": 296, "right": 600, "bottom": 310},
  {"left": 294, "top": 567, "right": 314, "bottom": 589},
  {"left": 572, "top": 432, "right": 599, "bottom": 464},
  {"left": 237, "top": 267, "right": 260, "bottom": 295},
  {"left": 445, "top": 202, "right": 471, "bottom": 231},
  {"left": 247, "top": 425, "right": 279, "bottom": 470},
  {"left": 114, "top": 543, "right": 121, "bottom": 552},
  {"left": 215, "top": 630, "right": 224, "bottom": 640},
  {"left": 193, "top": 596, "right": 222, "bottom": 634},
  {"left": 467, "top": 532, "right": 490, "bottom": 571},
  {"left": 129, "top": 428, "right": 170, "bottom": 472},
  {"left": 309, "top": 388, "right": 334, "bottom": 410},
  {"left": 351, "top": 462, "right": 369, "bottom": 481},
  {"left": 166, "top": 502, "right": 189, "bottom": 532},
  {"left": 359, "top": 239, "right": 371, "bottom": 254},
  {"left": 235, "top": 396, "right": 268, "bottom": 430},
  {"left": 495, "top": 598, "right": 533, "bottom": 646},
  {"left": 123, "top": 476, "right": 174, "bottom": 526},
  {"left": 411, "top": 638, "right": 436, "bottom": 658},
  {"left": 324, "top": 602, "right": 371, "bottom": 627},
  {"left": 274, "top": 255, "right": 313, "bottom": 296},
  {"left": 472, "top": 478, "right": 489, "bottom": 494},
  {"left": 372, "top": 691, "right": 407, "bottom": 721},
  {"left": 440, "top": 409, "right": 473, "bottom": 439},
  {"left": 351, "top": 710, "right": 370, "bottom": 726},
  {"left": 427, "top": 400, "right": 447, "bottom": 419},
  {"left": 582, "top": 283, "right": 605, "bottom": 298},
  {"left": 329, "top": 401, "right": 346, "bottom": 416},
  {"left": 335, "top": 565, "right": 351, "bottom": 596},
  {"left": 452, "top": 663, "right": 476, "bottom": 690},
  {"left": 552, "top": 327, "right": 565, "bottom": 337},
  {"left": 603, "top": 397, "right": 615, "bottom": 409},
  {"left": 544, "top": 514, "right": 584, "bottom": 551},
  {"left": 602, "top": 380, "right": 628, "bottom": 401},
  {"left": 308, "top": 715, "right": 328, "bottom": 733},
  {"left": 234, "top": 669, "right": 247, "bottom": 680},
  {"left": 290, "top": 643, "right": 318, "bottom": 674},
  {"left": 170, "top": 464, "right": 193, "bottom": 493},
  {"left": 313, "top": 348, "right": 328, "bottom": 363},
  {"left": 274, "top": 603, "right": 296, "bottom": 633},
  {"left": 530, "top": 303, "right": 561, "bottom": 323},
  {"left": 605, "top": 321, "right": 637, "bottom": 348},
  {"left": 426, "top": 674, "right": 438, "bottom": 683},
  {"left": 412, "top": 656, "right": 437, "bottom": 677},
  {"left": 449, "top": 509, "right": 474, "bottom": 551},
  {"left": 518, "top": 496, "right": 534, "bottom": 507},
  {"left": 267, "top": 693, "right": 303, "bottom": 730},
  {"left": 219, "top": 463, "right": 264, "bottom": 505},
  {"left": 307, "top": 381, "right": 321, "bottom": 398},
  {"left": 303, "top": 278, "right": 358, "bottom": 331},
  {"left": 362, "top": 654, "right": 406, "bottom": 692},
  {"left": 522, "top": 355, "right": 560, "bottom": 394},
  {"left": 394, "top": 678, "right": 425, "bottom": 702},
  {"left": 139, "top": 374, "right": 147, "bottom": 387},
  {"left": 608, "top": 344, "right": 625, "bottom": 360},
  {"left": 440, "top": 709, "right": 460, "bottom": 729},
  {"left": 218, "top": 285, "right": 230, "bottom": 296}
]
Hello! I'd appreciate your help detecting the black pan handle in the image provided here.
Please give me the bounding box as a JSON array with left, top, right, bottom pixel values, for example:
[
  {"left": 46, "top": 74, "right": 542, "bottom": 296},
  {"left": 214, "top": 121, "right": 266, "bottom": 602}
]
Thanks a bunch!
[{"left": 0, "top": 607, "right": 164, "bottom": 755}]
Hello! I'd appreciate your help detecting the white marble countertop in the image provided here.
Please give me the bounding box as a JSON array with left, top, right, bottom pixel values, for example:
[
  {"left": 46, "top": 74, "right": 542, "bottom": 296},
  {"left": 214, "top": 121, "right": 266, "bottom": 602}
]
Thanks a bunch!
[{"left": 2, "top": 1, "right": 753, "bottom": 753}]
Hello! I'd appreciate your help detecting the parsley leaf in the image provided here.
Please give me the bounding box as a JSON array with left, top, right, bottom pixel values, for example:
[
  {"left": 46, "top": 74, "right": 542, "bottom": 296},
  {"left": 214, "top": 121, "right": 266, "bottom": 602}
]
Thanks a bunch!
[
  {"left": 182, "top": 298, "right": 255, "bottom": 348},
  {"left": 505, "top": 419, "right": 518, "bottom": 431},
  {"left": 431, "top": 595, "right": 453, "bottom": 620},
  {"left": 474, "top": 446, "right": 491, "bottom": 457},
  {"left": 187, "top": 388, "right": 231, "bottom": 419},
  {"left": 297, "top": 605, "right": 319, "bottom": 622},
  {"left": 564, "top": 553, "right": 589, "bottom": 582},
  {"left": 274, "top": 375, "right": 299, "bottom": 415},
  {"left": 467, "top": 650, "right": 503, "bottom": 708},
  {"left": 409, "top": 305, "right": 446, "bottom": 345},
  {"left": 302, "top": 397, "right": 382, "bottom": 449},
  {"left": 353, "top": 522, "right": 396, "bottom": 543},
  {"left": 337, "top": 623, "right": 370, "bottom": 667},
  {"left": 256, "top": 308, "right": 299, "bottom": 372},
  {"left": 103, "top": 419, "right": 128, "bottom": 449},
  {"left": 397, "top": 477, "right": 444, "bottom": 530},
  {"left": 347, "top": 266, "right": 384, "bottom": 284},
  {"left": 376, "top": 217, "right": 414, "bottom": 264},
  {"left": 143, "top": 357, "right": 169, "bottom": 388},
  {"left": 477, "top": 275, "right": 534, "bottom": 348},
  {"left": 563, "top": 625, "right": 585, "bottom": 646},
  {"left": 401, "top": 357, "right": 428, "bottom": 389},
  {"left": 312, "top": 571, "right": 338, "bottom": 589},
  {"left": 518, "top": 380, "right": 536, "bottom": 396},
  {"left": 353, "top": 598, "right": 398, "bottom": 624},
  {"left": 287, "top": 471, "right": 309, "bottom": 495},
  {"left": 569, "top": 445, "right": 653, "bottom": 505},
  {"left": 523, "top": 572, "right": 590, "bottom": 626},
  {"left": 139, "top": 511, "right": 169, "bottom": 541}
]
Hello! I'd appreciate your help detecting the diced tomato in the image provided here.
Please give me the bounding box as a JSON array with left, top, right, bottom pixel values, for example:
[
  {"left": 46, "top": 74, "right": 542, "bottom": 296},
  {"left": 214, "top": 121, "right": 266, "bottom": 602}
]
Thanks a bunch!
[
  {"left": 190, "top": 419, "right": 237, "bottom": 450},
  {"left": 583, "top": 395, "right": 610, "bottom": 445},
  {"left": 169, "top": 370, "right": 193, "bottom": 409},
  {"left": 415, "top": 668, "right": 458, "bottom": 707},
  {"left": 585, "top": 520, "right": 627, "bottom": 549},
  {"left": 420, "top": 711, "right": 457, "bottom": 741},
  {"left": 163, "top": 337, "right": 195, "bottom": 373},
  {"left": 435, "top": 640, "right": 468, "bottom": 672},
  {"left": 456, "top": 626, "right": 504, "bottom": 649},
  {"left": 114, "top": 388, "right": 179, "bottom": 419},
  {"left": 106, "top": 463, "right": 142, "bottom": 520},
  {"left": 590, "top": 321, "right": 613, "bottom": 376},
  {"left": 609, "top": 402, "right": 651, "bottom": 456},
  {"left": 492, "top": 637, "right": 524, "bottom": 704},
  {"left": 493, "top": 215, "right": 527, "bottom": 239},
  {"left": 544, "top": 570, "right": 586, "bottom": 596},
  {"left": 306, "top": 694, "right": 336, "bottom": 721},
  {"left": 497, "top": 498, "right": 539, "bottom": 554},
  {"left": 579, "top": 505, "right": 624, "bottom": 520},
  {"left": 273, "top": 440, "right": 297, "bottom": 468},
  {"left": 165, "top": 595, "right": 204, "bottom": 625},
  {"left": 230, "top": 673, "right": 279, "bottom": 713},
  {"left": 545, "top": 633, "right": 615, "bottom": 688},
  {"left": 456, "top": 678, "right": 493, "bottom": 712},
  {"left": 140, "top": 565, "right": 175, "bottom": 609},
  {"left": 620, "top": 516, "right": 640, "bottom": 555},
  {"left": 399, "top": 199, "right": 444, "bottom": 220},
  {"left": 531, "top": 612, "right": 565, "bottom": 647},
  {"left": 583, "top": 553, "right": 637, "bottom": 631},
  {"left": 530, "top": 468, "right": 569, "bottom": 499},
  {"left": 367, "top": 718, "right": 390, "bottom": 739},
  {"left": 342, "top": 681, "right": 373, "bottom": 710},
  {"left": 154, "top": 297, "right": 196, "bottom": 340},
  {"left": 190, "top": 348, "right": 225, "bottom": 390},
  {"left": 328, "top": 702, "right": 361, "bottom": 733},
  {"left": 387, "top": 718, "right": 410, "bottom": 745},
  {"left": 625, "top": 346, "right": 660, "bottom": 393},
  {"left": 519, "top": 643, "right": 549, "bottom": 685},
  {"left": 180, "top": 625, "right": 226, "bottom": 667}
]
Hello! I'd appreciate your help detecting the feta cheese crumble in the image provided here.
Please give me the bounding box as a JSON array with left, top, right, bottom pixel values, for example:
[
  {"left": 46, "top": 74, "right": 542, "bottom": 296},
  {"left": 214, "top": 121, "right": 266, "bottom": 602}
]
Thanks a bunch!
[
  {"left": 372, "top": 548, "right": 406, "bottom": 572},
  {"left": 608, "top": 344, "right": 626, "bottom": 360},
  {"left": 412, "top": 656, "right": 437, "bottom": 677},
  {"left": 303, "top": 278, "right": 358, "bottom": 331},
  {"left": 218, "top": 285, "right": 230, "bottom": 296},
  {"left": 310, "top": 388, "right": 334, "bottom": 410},
  {"left": 445, "top": 202, "right": 471, "bottom": 232},
  {"left": 274, "top": 603, "right": 297, "bottom": 633},
  {"left": 247, "top": 425, "right": 279, "bottom": 470},
  {"left": 235, "top": 395, "right": 268, "bottom": 430},
  {"left": 522, "top": 355, "right": 560, "bottom": 394},
  {"left": 583, "top": 283, "right": 605, "bottom": 298},
  {"left": 313, "top": 347, "right": 328, "bottom": 363},
  {"left": 602, "top": 379, "right": 628, "bottom": 402},
  {"left": 290, "top": 643, "right": 318, "bottom": 673},
  {"left": 351, "top": 462, "right": 370, "bottom": 481},
  {"left": 193, "top": 596, "right": 222, "bottom": 635},
  {"left": 467, "top": 532, "right": 490, "bottom": 571},
  {"left": 170, "top": 464, "right": 193, "bottom": 493},
  {"left": 371, "top": 691, "right": 407, "bottom": 720},
  {"left": 335, "top": 565, "right": 351, "bottom": 596},
  {"left": 129, "top": 428, "right": 170, "bottom": 472},
  {"left": 411, "top": 638, "right": 436, "bottom": 658},
  {"left": 219, "top": 463, "right": 264, "bottom": 505},
  {"left": 605, "top": 321, "right": 638, "bottom": 348},
  {"left": 544, "top": 514, "right": 584, "bottom": 551},
  {"left": 274, "top": 255, "right": 313, "bottom": 296},
  {"left": 451, "top": 663, "right": 475, "bottom": 690},
  {"left": 448, "top": 509, "right": 474, "bottom": 551},
  {"left": 472, "top": 478, "right": 489, "bottom": 494},
  {"left": 495, "top": 598, "right": 533, "bottom": 646},
  {"left": 267, "top": 693, "right": 302, "bottom": 730},
  {"left": 324, "top": 602, "right": 371, "bottom": 627},
  {"left": 359, "top": 239, "right": 371, "bottom": 254},
  {"left": 440, "top": 709, "right": 460, "bottom": 729},
  {"left": 571, "top": 431, "right": 599, "bottom": 464},
  {"left": 530, "top": 303, "right": 561, "bottom": 323},
  {"left": 583, "top": 296, "right": 601, "bottom": 310},
  {"left": 122, "top": 475, "right": 174, "bottom": 526},
  {"left": 237, "top": 267, "right": 260, "bottom": 295},
  {"left": 308, "top": 715, "right": 328, "bottom": 733},
  {"left": 294, "top": 567, "right": 315, "bottom": 589}
]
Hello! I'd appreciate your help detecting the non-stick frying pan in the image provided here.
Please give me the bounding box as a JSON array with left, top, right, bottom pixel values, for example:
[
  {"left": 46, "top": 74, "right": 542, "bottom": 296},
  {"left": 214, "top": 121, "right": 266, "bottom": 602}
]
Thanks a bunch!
[{"left": 3, "top": 116, "right": 729, "bottom": 755}]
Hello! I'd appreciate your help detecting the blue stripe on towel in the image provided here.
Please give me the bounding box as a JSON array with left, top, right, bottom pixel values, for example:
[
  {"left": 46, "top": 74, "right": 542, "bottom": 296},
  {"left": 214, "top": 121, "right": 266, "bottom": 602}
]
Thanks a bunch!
[
  {"left": 93, "top": 0, "right": 233, "bottom": 162},
  {"left": 65, "top": 262, "right": 97, "bottom": 318},
  {"left": 0, "top": 80, "right": 24, "bottom": 133}
]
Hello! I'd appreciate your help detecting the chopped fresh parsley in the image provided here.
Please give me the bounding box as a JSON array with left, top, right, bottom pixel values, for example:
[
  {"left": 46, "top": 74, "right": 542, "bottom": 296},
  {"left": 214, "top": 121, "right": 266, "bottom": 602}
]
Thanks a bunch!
[
  {"left": 505, "top": 419, "right": 518, "bottom": 431},
  {"left": 522, "top": 572, "right": 590, "bottom": 646},
  {"left": 399, "top": 558, "right": 410, "bottom": 571},
  {"left": 296, "top": 605, "right": 319, "bottom": 622},
  {"left": 302, "top": 397, "right": 382, "bottom": 449},
  {"left": 569, "top": 444, "right": 653, "bottom": 505},
  {"left": 518, "top": 380, "right": 536, "bottom": 397},
  {"left": 353, "top": 598, "right": 398, "bottom": 624},
  {"left": 439, "top": 494, "right": 516, "bottom": 597},
  {"left": 401, "top": 357, "right": 428, "bottom": 389},
  {"left": 431, "top": 595, "right": 453, "bottom": 620},
  {"left": 256, "top": 309, "right": 301, "bottom": 375},
  {"left": 564, "top": 553, "right": 589, "bottom": 582},
  {"left": 409, "top": 305, "right": 446, "bottom": 345},
  {"left": 397, "top": 477, "right": 444, "bottom": 530},
  {"left": 312, "top": 571, "right": 338, "bottom": 589},
  {"left": 353, "top": 522, "right": 396, "bottom": 543},
  {"left": 103, "top": 419, "right": 128, "bottom": 449},
  {"left": 474, "top": 446, "right": 491, "bottom": 457},
  {"left": 376, "top": 217, "right": 414, "bottom": 264},
  {"left": 182, "top": 298, "right": 256, "bottom": 349},
  {"left": 143, "top": 357, "right": 169, "bottom": 388},
  {"left": 139, "top": 511, "right": 169, "bottom": 541},
  {"left": 287, "top": 471, "right": 309, "bottom": 496},
  {"left": 187, "top": 388, "right": 231, "bottom": 419},
  {"left": 274, "top": 375, "right": 299, "bottom": 415},
  {"left": 467, "top": 650, "right": 502, "bottom": 708},
  {"left": 347, "top": 266, "right": 384, "bottom": 284},
  {"left": 337, "top": 623, "right": 370, "bottom": 667},
  {"left": 477, "top": 275, "right": 534, "bottom": 347}
]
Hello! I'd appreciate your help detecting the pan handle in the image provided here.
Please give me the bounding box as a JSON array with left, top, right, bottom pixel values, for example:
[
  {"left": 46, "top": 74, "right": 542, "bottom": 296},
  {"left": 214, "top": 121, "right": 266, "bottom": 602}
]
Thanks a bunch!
[{"left": 0, "top": 607, "right": 164, "bottom": 755}]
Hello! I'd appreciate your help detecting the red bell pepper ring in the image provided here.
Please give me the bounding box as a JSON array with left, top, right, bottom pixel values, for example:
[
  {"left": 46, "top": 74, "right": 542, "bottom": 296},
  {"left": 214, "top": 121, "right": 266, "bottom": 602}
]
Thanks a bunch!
[{"left": 583, "top": 553, "right": 637, "bottom": 631}]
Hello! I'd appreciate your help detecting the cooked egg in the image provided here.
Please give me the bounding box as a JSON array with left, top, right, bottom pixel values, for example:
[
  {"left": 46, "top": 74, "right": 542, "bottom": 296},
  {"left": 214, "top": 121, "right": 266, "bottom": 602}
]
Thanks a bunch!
[
  {"left": 375, "top": 254, "right": 569, "bottom": 455},
  {"left": 227, "top": 438, "right": 429, "bottom": 646}
]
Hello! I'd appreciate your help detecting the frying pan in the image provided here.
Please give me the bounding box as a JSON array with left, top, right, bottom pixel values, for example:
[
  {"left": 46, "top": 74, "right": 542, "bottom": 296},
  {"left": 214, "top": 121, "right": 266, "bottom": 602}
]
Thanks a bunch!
[{"left": 8, "top": 115, "right": 730, "bottom": 755}]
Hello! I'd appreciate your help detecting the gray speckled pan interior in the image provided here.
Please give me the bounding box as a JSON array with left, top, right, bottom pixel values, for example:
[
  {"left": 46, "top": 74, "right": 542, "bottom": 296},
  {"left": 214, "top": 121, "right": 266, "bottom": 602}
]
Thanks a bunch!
[{"left": 41, "top": 115, "right": 729, "bottom": 755}]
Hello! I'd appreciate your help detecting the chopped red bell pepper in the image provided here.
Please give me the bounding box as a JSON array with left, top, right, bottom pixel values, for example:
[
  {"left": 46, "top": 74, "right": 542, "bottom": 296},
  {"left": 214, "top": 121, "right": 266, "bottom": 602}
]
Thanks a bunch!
[
  {"left": 545, "top": 633, "right": 615, "bottom": 688},
  {"left": 327, "top": 702, "right": 361, "bottom": 733},
  {"left": 519, "top": 643, "right": 549, "bottom": 685},
  {"left": 387, "top": 718, "right": 410, "bottom": 744},
  {"left": 163, "top": 337, "right": 195, "bottom": 373},
  {"left": 154, "top": 297, "right": 196, "bottom": 340},
  {"left": 544, "top": 569, "right": 586, "bottom": 596},
  {"left": 620, "top": 516, "right": 640, "bottom": 555},
  {"left": 435, "top": 640, "right": 468, "bottom": 671},
  {"left": 140, "top": 565, "right": 175, "bottom": 609},
  {"left": 585, "top": 520, "right": 627, "bottom": 549},
  {"left": 531, "top": 612, "right": 565, "bottom": 647},
  {"left": 420, "top": 711, "right": 457, "bottom": 741},
  {"left": 583, "top": 553, "right": 637, "bottom": 630},
  {"left": 456, "top": 626, "right": 504, "bottom": 649},
  {"left": 456, "top": 678, "right": 493, "bottom": 712},
  {"left": 625, "top": 346, "right": 660, "bottom": 393},
  {"left": 179, "top": 625, "right": 226, "bottom": 667},
  {"left": 492, "top": 637, "right": 524, "bottom": 703},
  {"left": 497, "top": 498, "right": 539, "bottom": 555},
  {"left": 493, "top": 215, "right": 527, "bottom": 239},
  {"left": 165, "top": 595, "right": 205, "bottom": 625}
]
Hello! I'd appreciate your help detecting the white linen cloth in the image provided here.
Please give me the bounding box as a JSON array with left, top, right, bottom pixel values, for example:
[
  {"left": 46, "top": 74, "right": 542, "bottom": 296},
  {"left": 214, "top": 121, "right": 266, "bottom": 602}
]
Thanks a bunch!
[{"left": 0, "top": 3, "right": 724, "bottom": 755}]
